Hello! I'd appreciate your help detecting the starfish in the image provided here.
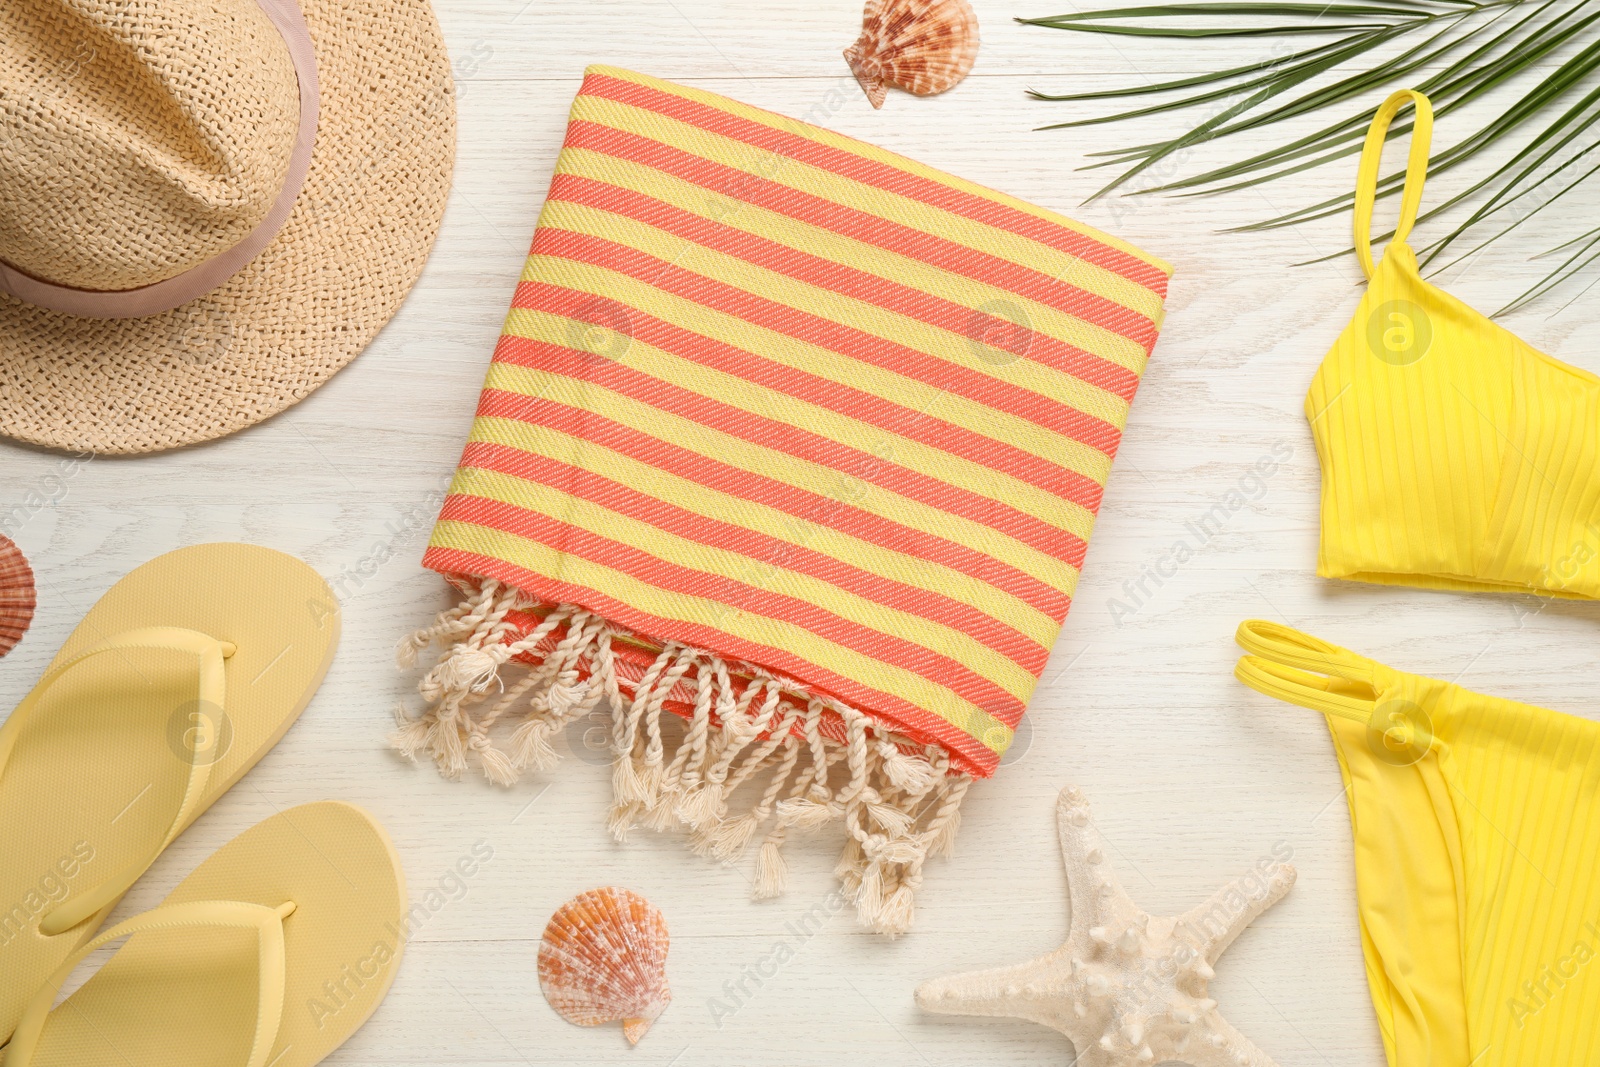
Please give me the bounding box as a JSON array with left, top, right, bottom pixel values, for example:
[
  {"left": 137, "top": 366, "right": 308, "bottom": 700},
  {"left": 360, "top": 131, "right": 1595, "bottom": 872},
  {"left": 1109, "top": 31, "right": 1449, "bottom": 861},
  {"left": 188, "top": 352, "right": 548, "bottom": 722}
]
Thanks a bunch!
[{"left": 915, "top": 786, "right": 1295, "bottom": 1067}]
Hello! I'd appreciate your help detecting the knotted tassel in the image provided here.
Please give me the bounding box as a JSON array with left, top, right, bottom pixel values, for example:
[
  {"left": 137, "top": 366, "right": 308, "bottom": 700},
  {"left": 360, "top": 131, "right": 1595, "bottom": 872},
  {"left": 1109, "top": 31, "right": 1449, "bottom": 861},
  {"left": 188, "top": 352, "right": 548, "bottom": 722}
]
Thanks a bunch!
[
  {"left": 753, "top": 829, "right": 790, "bottom": 901},
  {"left": 469, "top": 732, "right": 519, "bottom": 787},
  {"left": 420, "top": 644, "right": 500, "bottom": 701},
  {"left": 875, "top": 880, "right": 918, "bottom": 937},
  {"left": 398, "top": 586, "right": 969, "bottom": 935},
  {"left": 508, "top": 719, "right": 561, "bottom": 773},
  {"left": 877, "top": 738, "right": 938, "bottom": 796}
]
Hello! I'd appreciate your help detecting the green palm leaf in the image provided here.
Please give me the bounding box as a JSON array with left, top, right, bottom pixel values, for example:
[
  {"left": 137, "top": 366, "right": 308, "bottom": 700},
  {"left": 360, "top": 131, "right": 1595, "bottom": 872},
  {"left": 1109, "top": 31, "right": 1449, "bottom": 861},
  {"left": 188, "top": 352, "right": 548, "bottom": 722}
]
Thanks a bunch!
[{"left": 1023, "top": 0, "right": 1600, "bottom": 312}]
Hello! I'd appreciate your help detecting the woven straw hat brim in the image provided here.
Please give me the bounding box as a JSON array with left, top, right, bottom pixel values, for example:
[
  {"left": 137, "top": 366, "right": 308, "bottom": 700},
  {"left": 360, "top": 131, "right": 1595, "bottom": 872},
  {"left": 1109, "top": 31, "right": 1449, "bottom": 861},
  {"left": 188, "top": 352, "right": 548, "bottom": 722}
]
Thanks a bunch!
[{"left": 0, "top": 0, "right": 456, "bottom": 455}]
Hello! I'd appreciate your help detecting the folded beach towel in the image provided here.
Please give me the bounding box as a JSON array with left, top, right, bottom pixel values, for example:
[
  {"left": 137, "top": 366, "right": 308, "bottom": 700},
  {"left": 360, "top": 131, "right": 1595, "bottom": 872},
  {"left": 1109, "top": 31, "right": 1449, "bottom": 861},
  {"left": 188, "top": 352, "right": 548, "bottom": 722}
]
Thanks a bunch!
[{"left": 398, "top": 66, "right": 1172, "bottom": 933}]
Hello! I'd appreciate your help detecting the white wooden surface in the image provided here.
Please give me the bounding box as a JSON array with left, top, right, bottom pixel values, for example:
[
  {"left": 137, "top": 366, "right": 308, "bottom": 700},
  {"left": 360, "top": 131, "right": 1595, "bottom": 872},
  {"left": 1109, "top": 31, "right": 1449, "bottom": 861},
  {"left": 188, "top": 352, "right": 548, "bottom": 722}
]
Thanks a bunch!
[{"left": 6, "top": 2, "right": 1600, "bottom": 1064}]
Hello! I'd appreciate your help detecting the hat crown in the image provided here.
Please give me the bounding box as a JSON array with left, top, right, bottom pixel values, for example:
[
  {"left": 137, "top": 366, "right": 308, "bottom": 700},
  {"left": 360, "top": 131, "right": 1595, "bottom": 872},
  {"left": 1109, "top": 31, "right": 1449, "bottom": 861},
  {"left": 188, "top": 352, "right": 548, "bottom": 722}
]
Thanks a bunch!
[{"left": 0, "top": 0, "right": 301, "bottom": 292}]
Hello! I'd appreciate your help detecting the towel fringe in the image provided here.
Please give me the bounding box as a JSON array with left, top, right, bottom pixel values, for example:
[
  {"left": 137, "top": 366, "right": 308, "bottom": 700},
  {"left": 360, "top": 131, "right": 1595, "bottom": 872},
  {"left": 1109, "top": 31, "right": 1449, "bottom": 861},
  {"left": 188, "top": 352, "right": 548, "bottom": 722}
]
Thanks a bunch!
[{"left": 394, "top": 579, "right": 971, "bottom": 936}]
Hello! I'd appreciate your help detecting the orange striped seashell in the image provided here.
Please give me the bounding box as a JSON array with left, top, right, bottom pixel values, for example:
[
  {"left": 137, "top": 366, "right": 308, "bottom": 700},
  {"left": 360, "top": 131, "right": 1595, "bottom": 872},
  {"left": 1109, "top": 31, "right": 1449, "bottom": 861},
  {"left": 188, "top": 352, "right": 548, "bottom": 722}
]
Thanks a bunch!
[
  {"left": 0, "top": 535, "right": 35, "bottom": 658},
  {"left": 538, "top": 887, "right": 671, "bottom": 1045},
  {"left": 844, "top": 0, "right": 979, "bottom": 109}
]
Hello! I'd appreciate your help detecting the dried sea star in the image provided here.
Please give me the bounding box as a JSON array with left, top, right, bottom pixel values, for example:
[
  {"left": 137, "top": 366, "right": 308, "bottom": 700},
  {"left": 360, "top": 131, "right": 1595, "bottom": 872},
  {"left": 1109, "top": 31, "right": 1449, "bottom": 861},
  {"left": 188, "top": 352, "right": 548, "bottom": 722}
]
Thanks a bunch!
[{"left": 915, "top": 786, "right": 1294, "bottom": 1066}]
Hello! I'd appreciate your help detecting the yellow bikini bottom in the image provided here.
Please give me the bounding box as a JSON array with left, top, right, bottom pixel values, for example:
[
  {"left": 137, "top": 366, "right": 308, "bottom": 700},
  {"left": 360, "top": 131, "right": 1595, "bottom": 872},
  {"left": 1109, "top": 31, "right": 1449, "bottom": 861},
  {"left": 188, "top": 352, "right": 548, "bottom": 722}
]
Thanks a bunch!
[{"left": 1234, "top": 620, "right": 1600, "bottom": 1067}]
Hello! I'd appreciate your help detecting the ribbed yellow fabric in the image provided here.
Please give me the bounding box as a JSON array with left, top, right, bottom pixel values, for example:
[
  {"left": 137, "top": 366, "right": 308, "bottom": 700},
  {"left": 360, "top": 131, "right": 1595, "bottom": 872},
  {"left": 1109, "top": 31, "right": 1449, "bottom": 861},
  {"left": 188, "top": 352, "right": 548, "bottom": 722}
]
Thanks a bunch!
[
  {"left": 1308, "top": 89, "right": 1600, "bottom": 597},
  {"left": 1235, "top": 620, "right": 1600, "bottom": 1067}
]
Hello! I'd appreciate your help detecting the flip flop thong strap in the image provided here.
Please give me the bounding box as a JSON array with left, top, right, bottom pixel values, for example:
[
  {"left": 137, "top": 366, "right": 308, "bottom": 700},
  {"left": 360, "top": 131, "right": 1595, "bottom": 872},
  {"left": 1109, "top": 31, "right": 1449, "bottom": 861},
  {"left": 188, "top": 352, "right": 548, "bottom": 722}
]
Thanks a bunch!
[
  {"left": 4, "top": 899, "right": 295, "bottom": 1067},
  {"left": 0, "top": 627, "right": 233, "bottom": 935}
]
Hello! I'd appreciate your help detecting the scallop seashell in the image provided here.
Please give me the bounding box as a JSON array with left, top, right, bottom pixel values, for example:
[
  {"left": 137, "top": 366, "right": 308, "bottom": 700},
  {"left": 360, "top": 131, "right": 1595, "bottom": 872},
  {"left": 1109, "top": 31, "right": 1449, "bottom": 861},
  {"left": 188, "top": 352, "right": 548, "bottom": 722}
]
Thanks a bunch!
[
  {"left": 844, "top": 0, "right": 979, "bottom": 109},
  {"left": 0, "top": 536, "right": 36, "bottom": 658},
  {"left": 538, "top": 887, "right": 671, "bottom": 1044}
]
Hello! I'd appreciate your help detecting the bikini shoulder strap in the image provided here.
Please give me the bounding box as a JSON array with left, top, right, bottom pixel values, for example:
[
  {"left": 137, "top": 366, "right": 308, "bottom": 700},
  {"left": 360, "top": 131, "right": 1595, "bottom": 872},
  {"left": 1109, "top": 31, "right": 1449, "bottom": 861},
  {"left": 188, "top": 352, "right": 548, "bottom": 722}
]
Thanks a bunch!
[
  {"left": 1233, "top": 619, "right": 1376, "bottom": 724},
  {"left": 1354, "top": 88, "right": 1434, "bottom": 280}
]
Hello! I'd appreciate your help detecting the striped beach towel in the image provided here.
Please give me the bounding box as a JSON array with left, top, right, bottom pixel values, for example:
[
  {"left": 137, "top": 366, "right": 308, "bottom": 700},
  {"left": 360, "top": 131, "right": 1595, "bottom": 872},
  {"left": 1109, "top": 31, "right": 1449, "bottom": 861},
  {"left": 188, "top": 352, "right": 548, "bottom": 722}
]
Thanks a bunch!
[{"left": 397, "top": 66, "right": 1172, "bottom": 933}]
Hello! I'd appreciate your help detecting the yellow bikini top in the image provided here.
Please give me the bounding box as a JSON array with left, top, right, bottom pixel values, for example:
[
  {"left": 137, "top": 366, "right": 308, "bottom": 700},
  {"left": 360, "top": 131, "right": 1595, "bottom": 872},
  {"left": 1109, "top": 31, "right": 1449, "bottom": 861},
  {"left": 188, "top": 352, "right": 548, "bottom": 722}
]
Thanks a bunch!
[{"left": 1308, "top": 89, "right": 1600, "bottom": 598}]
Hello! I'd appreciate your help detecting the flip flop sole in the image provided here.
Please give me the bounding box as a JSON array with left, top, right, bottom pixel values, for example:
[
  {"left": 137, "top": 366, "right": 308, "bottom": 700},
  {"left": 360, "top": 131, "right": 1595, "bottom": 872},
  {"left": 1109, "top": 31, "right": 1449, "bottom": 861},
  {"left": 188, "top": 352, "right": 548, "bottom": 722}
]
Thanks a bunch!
[
  {"left": 0, "top": 544, "right": 340, "bottom": 1042},
  {"left": 1, "top": 802, "right": 407, "bottom": 1067}
]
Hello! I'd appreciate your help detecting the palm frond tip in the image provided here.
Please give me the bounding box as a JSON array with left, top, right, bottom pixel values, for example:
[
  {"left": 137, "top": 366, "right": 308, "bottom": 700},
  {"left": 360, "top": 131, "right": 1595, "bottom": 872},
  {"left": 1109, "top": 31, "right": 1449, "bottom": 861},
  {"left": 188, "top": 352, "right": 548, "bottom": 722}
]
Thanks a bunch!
[{"left": 1023, "top": 0, "right": 1600, "bottom": 312}]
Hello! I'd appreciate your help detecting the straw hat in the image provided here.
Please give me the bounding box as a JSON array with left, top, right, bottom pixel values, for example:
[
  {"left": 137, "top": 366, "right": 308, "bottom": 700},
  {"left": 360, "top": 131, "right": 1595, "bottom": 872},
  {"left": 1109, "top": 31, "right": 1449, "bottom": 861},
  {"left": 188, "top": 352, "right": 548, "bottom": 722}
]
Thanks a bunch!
[{"left": 0, "top": 0, "right": 455, "bottom": 454}]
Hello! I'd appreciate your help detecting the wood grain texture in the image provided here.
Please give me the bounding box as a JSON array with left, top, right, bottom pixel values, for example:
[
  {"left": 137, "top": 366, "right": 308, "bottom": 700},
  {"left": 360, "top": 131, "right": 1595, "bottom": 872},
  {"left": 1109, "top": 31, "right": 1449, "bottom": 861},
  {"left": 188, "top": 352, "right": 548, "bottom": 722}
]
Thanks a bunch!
[{"left": 4, "top": 1, "right": 1600, "bottom": 1064}]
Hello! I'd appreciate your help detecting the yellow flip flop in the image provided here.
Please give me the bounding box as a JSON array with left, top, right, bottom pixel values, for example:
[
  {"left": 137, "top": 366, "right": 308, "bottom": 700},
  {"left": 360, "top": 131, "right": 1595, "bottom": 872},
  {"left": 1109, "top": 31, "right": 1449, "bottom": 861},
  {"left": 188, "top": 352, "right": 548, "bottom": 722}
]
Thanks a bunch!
[
  {"left": 0, "top": 544, "right": 339, "bottom": 1042},
  {"left": 0, "top": 801, "right": 406, "bottom": 1067}
]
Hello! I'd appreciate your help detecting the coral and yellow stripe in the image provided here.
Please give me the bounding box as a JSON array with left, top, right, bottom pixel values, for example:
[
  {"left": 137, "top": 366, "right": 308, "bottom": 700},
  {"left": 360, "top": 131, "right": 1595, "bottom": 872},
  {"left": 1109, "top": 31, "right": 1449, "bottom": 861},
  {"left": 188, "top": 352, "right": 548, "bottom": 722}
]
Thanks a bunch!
[{"left": 426, "top": 66, "right": 1173, "bottom": 777}]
